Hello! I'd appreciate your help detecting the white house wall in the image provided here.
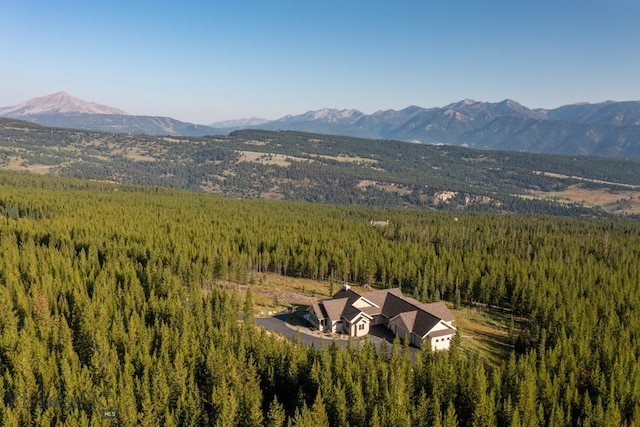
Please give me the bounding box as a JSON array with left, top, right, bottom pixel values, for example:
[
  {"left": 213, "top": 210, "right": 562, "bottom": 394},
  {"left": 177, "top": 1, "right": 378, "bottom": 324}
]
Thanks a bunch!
[
  {"left": 352, "top": 318, "right": 370, "bottom": 337},
  {"left": 425, "top": 321, "right": 456, "bottom": 351},
  {"left": 430, "top": 335, "right": 454, "bottom": 351},
  {"left": 331, "top": 321, "right": 343, "bottom": 334}
]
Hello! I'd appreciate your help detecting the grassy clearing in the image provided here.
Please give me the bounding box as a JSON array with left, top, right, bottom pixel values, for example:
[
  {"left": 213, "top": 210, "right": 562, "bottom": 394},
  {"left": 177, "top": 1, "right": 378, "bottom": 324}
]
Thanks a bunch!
[
  {"left": 534, "top": 171, "right": 640, "bottom": 188},
  {"left": 22, "top": 164, "right": 56, "bottom": 175},
  {"left": 316, "top": 154, "right": 378, "bottom": 164},
  {"left": 125, "top": 148, "right": 156, "bottom": 162},
  {"left": 533, "top": 186, "right": 640, "bottom": 215},
  {"left": 453, "top": 305, "right": 520, "bottom": 367},
  {"left": 527, "top": 172, "right": 640, "bottom": 215},
  {"left": 216, "top": 273, "right": 332, "bottom": 316},
  {"left": 239, "top": 151, "right": 310, "bottom": 167},
  {"left": 224, "top": 273, "right": 521, "bottom": 365},
  {"left": 161, "top": 137, "right": 189, "bottom": 143},
  {"left": 1, "top": 156, "right": 59, "bottom": 174}
]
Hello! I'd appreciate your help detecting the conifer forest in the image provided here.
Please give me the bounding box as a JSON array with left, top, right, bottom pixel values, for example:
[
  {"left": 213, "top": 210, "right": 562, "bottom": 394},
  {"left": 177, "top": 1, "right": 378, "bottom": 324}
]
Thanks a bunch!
[{"left": 1, "top": 172, "right": 640, "bottom": 426}]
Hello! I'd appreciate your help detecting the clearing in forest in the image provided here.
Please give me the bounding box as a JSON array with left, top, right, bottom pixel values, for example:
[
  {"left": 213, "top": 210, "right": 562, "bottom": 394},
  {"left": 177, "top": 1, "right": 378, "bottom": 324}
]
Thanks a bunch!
[
  {"left": 215, "top": 273, "right": 332, "bottom": 316},
  {"left": 225, "top": 274, "right": 518, "bottom": 365},
  {"left": 453, "top": 306, "right": 520, "bottom": 367}
]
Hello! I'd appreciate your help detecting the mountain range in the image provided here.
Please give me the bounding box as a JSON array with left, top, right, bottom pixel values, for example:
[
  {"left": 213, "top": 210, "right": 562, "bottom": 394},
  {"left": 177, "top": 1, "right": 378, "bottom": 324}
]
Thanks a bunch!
[
  {"left": 243, "top": 100, "right": 640, "bottom": 157},
  {"left": 2, "top": 92, "right": 640, "bottom": 157}
]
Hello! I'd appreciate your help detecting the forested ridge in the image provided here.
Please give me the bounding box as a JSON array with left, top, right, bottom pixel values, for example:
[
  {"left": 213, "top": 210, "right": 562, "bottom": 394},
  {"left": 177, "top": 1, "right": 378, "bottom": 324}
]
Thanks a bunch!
[
  {"left": 2, "top": 118, "right": 640, "bottom": 216},
  {"left": 0, "top": 172, "right": 639, "bottom": 425}
]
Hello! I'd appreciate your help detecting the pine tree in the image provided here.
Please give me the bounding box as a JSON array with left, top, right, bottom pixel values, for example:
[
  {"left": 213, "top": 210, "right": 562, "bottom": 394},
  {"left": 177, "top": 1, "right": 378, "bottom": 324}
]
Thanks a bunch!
[
  {"left": 442, "top": 401, "right": 458, "bottom": 427},
  {"left": 310, "top": 391, "right": 329, "bottom": 427},
  {"left": 243, "top": 288, "right": 255, "bottom": 327},
  {"left": 266, "top": 396, "right": 286, "bottom": 427},
  {"left": 238, "top": 362, "right": 264, "bottom": 427}
]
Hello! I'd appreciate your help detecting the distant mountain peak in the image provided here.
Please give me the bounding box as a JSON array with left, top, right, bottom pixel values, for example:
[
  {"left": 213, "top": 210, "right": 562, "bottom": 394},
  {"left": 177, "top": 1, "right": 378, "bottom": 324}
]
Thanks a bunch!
[
  {"left": 499, "top": 99, "right": 521, "bottom": 107},
  {"left": 444, "top": 99, "right": 479, "bottom": 109},
  {"left": 0, "top": 92, "right": 129, "bottom": 116},
  {"left": 312, "top": 108, "right": 363, "bottom": 120},
  {"left": 209, "top": 117, "right": 270, "bottom": 128},
  {"left": 278, "top": 108, "right": 365, "bottom": 124}
]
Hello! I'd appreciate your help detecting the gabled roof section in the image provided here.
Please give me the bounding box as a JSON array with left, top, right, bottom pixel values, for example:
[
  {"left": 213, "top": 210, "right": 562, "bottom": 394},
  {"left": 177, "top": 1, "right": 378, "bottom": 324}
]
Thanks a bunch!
[
  {"left": 321, "top": 297, "right": 349, "bottom": 323},
  {"left": 364, "top": 288, "right": 403, "bottom": 307},
  {"left": 422, "top": 302, "right": 455, "bottom": 323},
  {"left": 342, "top": 305, "right": 373, "bottom": 322},
  {"left": 385, "top": 293, "right": 444, "bottom": 337},
  {"left": 382, "top": 292, "right": 418, "bottom": 319},
  {"left": 341, "top": 304, "right": 362, "bottom": 322},
  {"left": 403, "top": 298, "right": 454, "bottom": 322},
  {"left": 411, "top": 311, "right": 444, "bottom": 337},
  {"left": 332, "top": 288, "right": 378, "bottom": 307},
  {"left": 393, "top": 310, "right": 418, "bottom": 332},
  {"left": 331, "top": 288, "right": 363, "bottom": 304},
  {"left": 360, "top": 305, "right": 382, "bottom": 317},
  {"left": 427, "top": 326, "right": 456, "bottom": 339},
  {"left": 309, "top": 302, "right": 325, "bottom": 320}
]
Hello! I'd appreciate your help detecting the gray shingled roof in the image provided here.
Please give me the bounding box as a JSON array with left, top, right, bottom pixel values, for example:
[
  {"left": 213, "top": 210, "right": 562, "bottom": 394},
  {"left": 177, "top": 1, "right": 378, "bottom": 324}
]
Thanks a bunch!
[
  {"left": 384, "top": 293, "right": 442, "bottom": 337},
  {"left": 342, "top": 304, "right": 362, "bottom": 322},
  {"left": 317, "top": 287, "right": 455, "bottom": 338},
  {"left": 422, "top": 302, "right": 455, "bottom": 323},
  {"left": 321, "top": 297, "right": 349, "bottom": 323},
  {"left": 361, "top": 305, "right": 382, "bottom": 316},
  {"left": 402, "top": 298, "right": 454, "bottom": 323},
  {"left": 309, "top": 302, "right": 325, "bottom": 320},
  {"left": 331, "top": 288, "right": 362, "bottom": 305},
  {"left": 411, "top": 310, "right": 444, "bottom": 337},
  {"left": 382, "top": 292, "right": 418, "bottom": 319},
  {"left": 393, "top": 310, "right": 418, "bottom": 332},
  {"left": 363, "top": 288, "right": 403, "bottom": 307},
  {"left": 427, "top": 327, "right": 456, "bottom": 339}
]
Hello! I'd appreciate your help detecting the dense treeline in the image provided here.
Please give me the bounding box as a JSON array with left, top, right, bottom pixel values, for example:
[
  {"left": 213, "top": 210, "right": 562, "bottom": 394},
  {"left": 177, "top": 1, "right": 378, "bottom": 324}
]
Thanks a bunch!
[
  {"left": 3, "top": 119, "right": 640, "bottom": 216},
  {"left": 1, "top": 172, "right": 640, "bottom": 425}
]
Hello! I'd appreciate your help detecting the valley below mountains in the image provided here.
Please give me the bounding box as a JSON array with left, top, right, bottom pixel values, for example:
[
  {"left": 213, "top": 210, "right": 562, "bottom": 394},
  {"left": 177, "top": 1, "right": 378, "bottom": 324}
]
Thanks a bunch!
[{"left": 1, "top": 118, "right": 639, "bottom": 217}]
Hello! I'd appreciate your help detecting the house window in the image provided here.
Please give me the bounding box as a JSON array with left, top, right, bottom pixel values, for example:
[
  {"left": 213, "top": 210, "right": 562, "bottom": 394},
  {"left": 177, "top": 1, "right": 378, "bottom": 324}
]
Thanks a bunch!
[{"left": 358, "top": 324, "right": 365, "bottom": 330}]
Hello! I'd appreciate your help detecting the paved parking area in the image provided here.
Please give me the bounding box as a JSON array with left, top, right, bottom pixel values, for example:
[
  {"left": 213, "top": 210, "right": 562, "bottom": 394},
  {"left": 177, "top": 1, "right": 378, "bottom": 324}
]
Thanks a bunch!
[{"left": 256, "top": 314, "right": 419, "bottom": 359}]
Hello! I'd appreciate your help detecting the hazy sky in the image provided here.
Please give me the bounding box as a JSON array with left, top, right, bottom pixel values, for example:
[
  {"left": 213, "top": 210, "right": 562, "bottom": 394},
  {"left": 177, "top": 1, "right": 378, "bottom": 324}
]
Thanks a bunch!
[{"left": 2, "top": 0, "right": 639, "bottom": 124}]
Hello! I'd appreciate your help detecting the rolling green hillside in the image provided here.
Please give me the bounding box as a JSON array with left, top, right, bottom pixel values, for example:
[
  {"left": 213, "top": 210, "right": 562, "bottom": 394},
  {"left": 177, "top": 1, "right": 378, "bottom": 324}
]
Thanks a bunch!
[{"left": 2, "top": 118, "right": 640, "bottom": 217}]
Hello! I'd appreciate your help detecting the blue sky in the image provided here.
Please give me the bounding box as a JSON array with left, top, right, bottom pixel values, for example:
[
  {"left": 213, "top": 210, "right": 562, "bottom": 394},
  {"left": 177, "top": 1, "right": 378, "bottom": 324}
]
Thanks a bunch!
[{"left": 1, "top": 0, "right": 639, "bottom": 124}]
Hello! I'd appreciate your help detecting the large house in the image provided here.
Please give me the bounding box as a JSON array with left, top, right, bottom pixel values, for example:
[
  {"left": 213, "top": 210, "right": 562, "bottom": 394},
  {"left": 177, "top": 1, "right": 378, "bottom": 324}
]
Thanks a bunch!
[{"left": 305, "top": 285, "right": 456, "bottom": 351}]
